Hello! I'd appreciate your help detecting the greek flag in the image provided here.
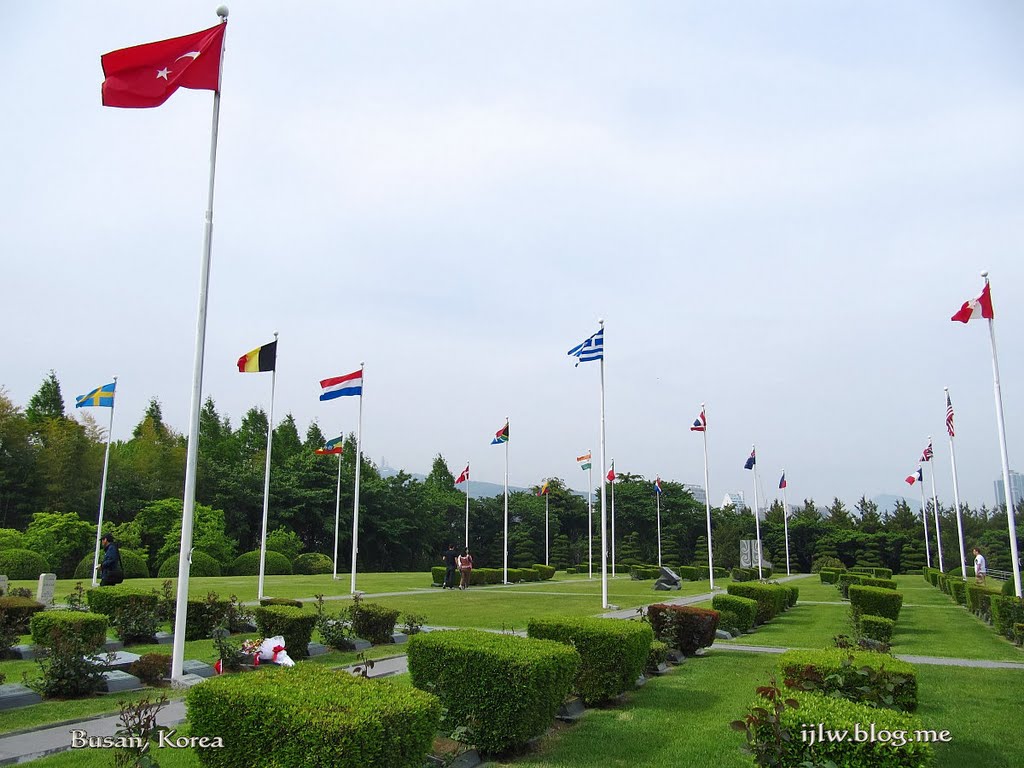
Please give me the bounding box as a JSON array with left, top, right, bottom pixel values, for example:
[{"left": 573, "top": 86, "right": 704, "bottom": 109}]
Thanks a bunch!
[{"left": 567, "top": 327, "right": 603, "bottom": 366}]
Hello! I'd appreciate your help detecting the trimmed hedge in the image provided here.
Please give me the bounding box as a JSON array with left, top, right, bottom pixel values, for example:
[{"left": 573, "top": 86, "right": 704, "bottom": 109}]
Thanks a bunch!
[
  {"left": 527, "top": 617, "right": 652, "bottom": 704},
  {"left": 712, "top": 594, "right": 758, "bottom": 633},
  {"left": 430, "top": 566, "right": 446, "bottom": 585},
  {"left": 86, "top": 585, "right": 157, "bottom": 618},
  {"left": 1015, "top": 623, "right": 1024, "bottom": 645},
  {"left": 753, "top": 690, "right": 934, "bottom": 767},
  {"left": 677, "top": 566, "right": 697, "bottom": 581},
  {"left": 0, "top": 549, "right": 50, "bottom": 579},
  {"left": 351, "top": 601, "right": 400, "bottom": 644},
  {"left": 779, "top": 648, "right": 918, "bottom": 710},
  {"left": 730, "top": 567, "right": 759, "bottom": 582},
  {"left": 647, "top": 604, "right": 719, "bottom": 656},
  {"left": 30, "top": 610, "right": 108, "bottom": 651},
  {"left": 259, "top": 597, "right": 304, "bottom": 608},
  {"left": 630, "top": 566, "right": 660, "bottom": 580},
  {"left": 819, "top": 569, "right": 841, "bottom": 584},
  {"left": 253, "top": 605, "right": 317, "bottom": 660},
  {"left": 185, "top": 596, "right": 231, "bottom": 641},
  {"left": 1001, "top": 578, "right": 1016, "bottom": 596},
  {"left": 647, "top": 640, "right": 669, "bottom": 672},
  {"left": 784, "top": 585, "right": 799, "bottom": 607},
  {"left": 727, "top": 583, "right": 788, "bottom": 624},
  {"left": 859, "top": 615, "right": 895, "bottom": 643},
  {"left": 991, "top": 596, "right": 1024, "bottom": 639},
  {"left": 966, "top": 584, "right": 1002, "bottom": 617},
  {"left": 0, "top": 596, "right": 45, "bottom": 633},
  {"left": 849, "top": 585, "right": 903, "bottom": 622},
  {"left": 837, "top": 572, "right": 866, "bottom": 599},
  {"left": 859, "top": 577, "right": 897, "bottom": 590},
  {"left": 158, "top": 550, "right": 222, "bottom": 578},
  {"left": 851, "top": 566, "right": 893, "bottom": 579},
  {"left": 949, "top": 579, "right": 968, "bottom": 606},
  {"left": 532, "top": 564, "right": 556, "bottom": 580},
  {"left": 230, "top": 550, "right": 292, "bottom": 577},
  {"left": 520, "top": 567, "right": 540, "bottom": 582},
  {"left": 187, "top": 664, "right": 442, "bottom": 768},
  {"left": 293, "top": 552, "right": 333, "bottom": 575},
  {"left": 407, "top": 629, "right": 579, "bottom": 754},
  {"left": 73, "top": 549, "right": 149, "bottom": 580}
]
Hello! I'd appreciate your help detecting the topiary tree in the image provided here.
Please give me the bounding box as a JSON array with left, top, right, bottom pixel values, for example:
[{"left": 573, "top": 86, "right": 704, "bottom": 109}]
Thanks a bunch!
[
  {"left": 230, "top": 550, "right": 292, "bottom": 576},
  {"left": 0, "top": 548, "right": 51, "bottom": 579},
  {"left": 294, "top": 552, "right": 332, "bottom": 575},
  {"left": 157, "top": 550, "right": 223, "bottom": 578}
]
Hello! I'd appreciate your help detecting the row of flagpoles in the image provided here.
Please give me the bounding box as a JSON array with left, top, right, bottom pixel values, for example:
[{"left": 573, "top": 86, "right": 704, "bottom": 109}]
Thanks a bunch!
[{"left": 92, "top": 14, "right": 1021, "bottom": 682}]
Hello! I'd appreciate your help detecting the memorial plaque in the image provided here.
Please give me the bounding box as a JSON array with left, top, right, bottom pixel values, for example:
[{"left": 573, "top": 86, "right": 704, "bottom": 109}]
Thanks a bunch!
[
  {"left": 36, "top": 573, "right": 57, "bottom": 606},
  {"left": 0, "top": 575, "right": 8, "bottom": 596}
]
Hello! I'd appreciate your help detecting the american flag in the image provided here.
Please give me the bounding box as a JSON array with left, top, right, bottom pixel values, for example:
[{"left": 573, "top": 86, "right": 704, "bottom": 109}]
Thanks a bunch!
[
  {"left": 946, "top": 392, "right": 955, "bottom": 438},
  {"left": 921, "top": 441, "right": 934, "bottom": 462}
]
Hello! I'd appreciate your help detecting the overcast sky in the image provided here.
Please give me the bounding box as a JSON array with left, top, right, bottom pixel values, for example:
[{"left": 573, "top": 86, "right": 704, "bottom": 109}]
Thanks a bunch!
[{"left": 3, "top": 2, "right": 1023, "bottom": 511}]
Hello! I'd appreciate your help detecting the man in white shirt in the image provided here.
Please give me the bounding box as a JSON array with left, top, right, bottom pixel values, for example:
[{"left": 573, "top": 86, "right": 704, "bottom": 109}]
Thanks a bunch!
[{"left": 973, "top": 548, "right": 987, "bottom": 584}]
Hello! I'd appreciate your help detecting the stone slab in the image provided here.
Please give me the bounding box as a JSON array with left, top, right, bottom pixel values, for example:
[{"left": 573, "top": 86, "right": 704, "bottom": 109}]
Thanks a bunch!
[
  {"left": 36, "top": 573, "right": 57, "bottom": 606},
  {"left": 107, "top": 650, "right": 141, "bottom": 672},
  {"left": 715, "top": 629, "right": 733, "bottom": 640},
  {"left": 155, "top": 631, "right": 174, "bottom": 645},
  {"left": 103, "top": 639, "right": 125, "bottom": 652},
  {"left": 102, "top": 670, "right": 144, "bottom": 693},
  {"left": 0, "top": 575, "right": 8, "bottom": 596},
  {"left": 0, "top": 683, "right": 42, "bottom": 710},
  {"left": 635, "top": 674, "right": 647, "bottom": 688},
  {"left": 10, "top": 644, "right": 34, "bottom": 661},
  {"left": 448, "top": 749, "right": 483, "bottom": 768},
  {"left": 170, "top": 673, "right": 206, "bottom": 690},
  {"left": 306, "top": 642, "right": 328, "bottom": 657},
  {"left": 665, "top": 649, "right": 686, "bottom": 664},
  {"left": 555, "top": 697, "right": 586, "bottom": 722},
  {"left": 648, "top": 662, "right": 670, "bottom": 676},
  {"left": 391, "top": 633, "right": 408, "bottom": 644},
  {"left": 351, "top": 638, "right": 372, "bottom": 652},
  {"left": 182, "top": 660, "right": 216, "bottom": 678}
]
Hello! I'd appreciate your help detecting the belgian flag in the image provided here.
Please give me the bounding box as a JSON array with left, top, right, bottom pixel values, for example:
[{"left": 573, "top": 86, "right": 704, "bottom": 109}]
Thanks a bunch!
[{"left": 237, "top": 340, "right": 277, "bottom": 373}]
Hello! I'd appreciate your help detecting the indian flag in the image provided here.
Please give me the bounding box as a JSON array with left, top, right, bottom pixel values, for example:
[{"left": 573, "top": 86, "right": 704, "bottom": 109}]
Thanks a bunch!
[{"left": 577, "top": 452, "right": 591, "bottom": 471}]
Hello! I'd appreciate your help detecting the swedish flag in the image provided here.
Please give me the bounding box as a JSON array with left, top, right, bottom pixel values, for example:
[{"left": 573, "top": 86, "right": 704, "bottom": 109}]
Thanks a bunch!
[{"left": 75, "top": 382, "right": 116, "bottom": 408}]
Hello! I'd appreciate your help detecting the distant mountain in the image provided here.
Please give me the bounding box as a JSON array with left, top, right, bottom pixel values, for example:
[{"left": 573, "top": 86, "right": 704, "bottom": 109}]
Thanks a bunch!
[
  {"left": 378, "top": 465, "right": 586, "bottom": 499},
  {"left": 872, "top": 494, "right": 921, "bottom": 514}
]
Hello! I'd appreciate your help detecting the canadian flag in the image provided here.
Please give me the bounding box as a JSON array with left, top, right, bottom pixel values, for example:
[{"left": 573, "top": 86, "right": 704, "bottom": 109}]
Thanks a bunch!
[{"left": 951, "top": 282, "right": 994, "bottom": 323}]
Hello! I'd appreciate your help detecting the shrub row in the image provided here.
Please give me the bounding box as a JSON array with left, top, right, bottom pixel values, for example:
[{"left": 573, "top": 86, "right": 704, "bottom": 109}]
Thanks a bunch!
[
  {"left": 430, "top": 565, "right": 555, "bottom": 586},
  {"left": 858, "top": 614, "right": 895, "bottom": 643},
  {"left": 0, "top": 596, "right": 45, "bottom": 634},
  {"left": 630, "top": 566, "right": 661, "bottom": 580},
  {"left": 726, "top": 582, "right": 793, "bottom": 624},
  {"left": 849, "top": 585, "right": 903, "bottom": 622},
  {"left": 712, "top": 594, "right": 757, "bottom": 633},
  {"left": 647, "top": 604, "right": 719, "bottom": 656},
  {"left": 966, "top": 584, "right": 1002, "bottom": 618},
  {"left": 779, "top": 648, "right": 918, "bottom": 711},
  {"left": 187, "top": 664, "right": 442, "bottom": 768},
  {"left": 407, "top": 629, "right": 578, "bottom": 754},
  {"left": 527, "top": 617, "right": 651, "bottom": 704},
  {"left": 991, "top": 596, "right": 1024, "bottom": 639},
  {"left": 0, "top": 549, "right": 50, "bottom": 579},
  {"left": 253, "top": 605, "right": 317, "bottom": 659},
  {"left": 850, "top": 566, "right": 893, "bottom": 579},
  {"left": 350, "top": 600, "right": 400, "bottom": 645}
]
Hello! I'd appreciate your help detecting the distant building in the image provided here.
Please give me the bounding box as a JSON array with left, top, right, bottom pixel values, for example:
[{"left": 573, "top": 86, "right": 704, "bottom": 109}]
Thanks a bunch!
[
  {"left": 722, "top": 492, "right": 746, "bottom": 510},
  {"left": 683, "top": 484, "right": 707, "bottom": 505},
  {"left": 994, "top": 470, "right": 1024, "bottom": 509}
]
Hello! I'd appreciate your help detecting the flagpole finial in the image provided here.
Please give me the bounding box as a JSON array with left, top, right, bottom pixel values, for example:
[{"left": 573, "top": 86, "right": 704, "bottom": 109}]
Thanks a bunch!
[
  {"left": 273, "top": 331, "right": 279, "bottom": 339},
  {"left": 360, "top": 361, "right": 365, "bottom": 367},
  {"left": 928, "top": 435, "right": 932, "bottom": 441},
  {"left": 980, "top": 270, "right": 988, "bottom": 278},
  {"left": 598, "top": 317, "right": 604, "bottom": 326},
  {"left": 944, "top": 386, "right": 949, "bottom": 392},
  {"left": 217, "top": 6, "right": 229, "bottom": 19},
  {"left": 112, "top": 375, "right": 118, "bottom": 382}
]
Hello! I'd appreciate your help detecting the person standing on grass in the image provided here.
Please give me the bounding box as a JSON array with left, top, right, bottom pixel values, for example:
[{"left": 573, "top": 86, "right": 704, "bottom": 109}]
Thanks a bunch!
[
  {"left": 973, "top": 548, "right": 987, "bottom": 584},
  {"left": 458, "top": 548, "right": 473, "bottom": 590},
  {"left": 442, "top": 543, "right": 459, "bottom": 589},
  {"left": 97, "top": 533, "right": 123, "bottom": 586}
]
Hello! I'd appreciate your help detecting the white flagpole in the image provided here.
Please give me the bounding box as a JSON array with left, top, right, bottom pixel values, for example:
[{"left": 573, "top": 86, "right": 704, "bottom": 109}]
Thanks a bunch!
[
  {"left": 588, "top": 453, "right": 593, "bottom": 579},
  {"left": 946, "top": 388, "right": 967, "bottom": 581},
  {"left": 332, "top": 450, "right": 342, "bottom": 579},
  {"left": 920, "top": 471, "right": 932, "bottom": 569},
  {"left": 350, "top": 362, "right": 364, "bottom": 595},
  {"left": 927, "top": 437, "right": 944, "bottom": 572},
  {"left": 751, "top": 445, "right": 763, "bottom": 579},
  {"left": 256, "top": 332, "right": 278, "bottom": 600},
  {"left": 171, "top": 8, "right": 228, "bottom": 684},
  {"left": 610, "top": 459, "right": 616, "bottom": 578},
  {"left": 782, "top": 471, "right": 791, "bottom": 576},
  {"left": 465, "top": 460, "right": 470, "bottom": 551},
  {"left": 702, "top": 405, "right": 714, "bottom": 589},
  {"left": 981, "top": 272, "right": 1022, "bottom": 597},
  {"left": 656, "top": 482, "right": 662, "bottom": 568},
  {"left": 503, "top": 419, "right": 509, "bottom": 585},
  {"left": 90, "top": 377, "right": 117, "bottom": 588},
  {"left": 598, "top": 319, "right": 608, "bottom": 608},
  {"left": 545, "top": 490, "right": 549, "bottom": 566}
]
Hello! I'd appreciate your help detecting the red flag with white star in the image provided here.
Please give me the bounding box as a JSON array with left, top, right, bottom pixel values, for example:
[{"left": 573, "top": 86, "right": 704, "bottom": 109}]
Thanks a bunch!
[{"left": 101, "top": 23, "right": 225, "bottom": 108}]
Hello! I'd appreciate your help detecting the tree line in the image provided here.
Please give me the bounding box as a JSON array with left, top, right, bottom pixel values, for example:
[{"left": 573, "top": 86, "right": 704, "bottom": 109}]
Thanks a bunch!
[{"left": 1, "top": 372, "right": 1021, "bottom": 578}]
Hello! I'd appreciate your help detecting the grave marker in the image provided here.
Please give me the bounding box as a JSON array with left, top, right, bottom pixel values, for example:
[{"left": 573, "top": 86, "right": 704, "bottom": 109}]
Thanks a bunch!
[{"left": 36, "top": 573, "right": 57, "bottom": 606}]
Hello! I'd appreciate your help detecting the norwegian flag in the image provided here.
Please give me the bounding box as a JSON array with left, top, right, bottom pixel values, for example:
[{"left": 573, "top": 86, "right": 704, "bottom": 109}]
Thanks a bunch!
[
  {"left": 921, "top": 442, "right": 934, "bottom": 463},
  {"left": 946, "top": 392, "right": 955, "bottom": 438},
  {"left": 455, "top": 465, "right": 470, "bottom": 485}
]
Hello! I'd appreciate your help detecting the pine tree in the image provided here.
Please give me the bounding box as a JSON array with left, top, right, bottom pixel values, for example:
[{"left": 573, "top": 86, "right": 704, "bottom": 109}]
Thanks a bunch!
[{"left": 26, "top": 370, "right": 65, "bottom": 425}]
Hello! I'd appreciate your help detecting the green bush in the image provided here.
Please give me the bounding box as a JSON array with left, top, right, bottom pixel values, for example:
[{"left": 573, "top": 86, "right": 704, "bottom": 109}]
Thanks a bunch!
[
  {"left": 73, "top": 549, "right": 149, "bottom": 580},
  {"left": 407, "top": 629, "right": 578, "bottom": 754},
  {"left": 158, "top": 550, "right": 222, "bottom": 578},
  {"left": 30, "top": 610, "right": 108, "bottom": 651},
  {"left": 948, "top": 579, "right": 968, "bottom": 605},
  {"left": 990, "top": 596, "right": 1024, "bottom": 639},
  {"left": 647, "top": 604, "right": 719, "bottom": 656},
  {"left": 0, "top": 596, "right": 45, "bottom": 633},
  {"left": 713, "top": 566, "right": 729, "bottom": 579},
  {"left": 837, "top": 572, "right": 866, "bottom": 599},
  {"left": 927, "top": 570, "right": 940, "bottom": 587},
  {"left": 750, "top": 690, "right": 934, "bottom": 767},
  {"left": 849, "top": 585, "right": 903, "bottom": 622},
  {"left": 966, "top": 584, "right": 1001, "bottom": 617},
  {"left": 647, "top": 640, "right": 669, "bottom": 672},
  {"left": 779, "top": 648, "right": 917, "bottom": 710},
  {"left": 350, "top": 600, "right": 400, "bottom": 644},
  {"left": 187, "top": 664, "right": 442, "bottom": 768},
  {"left": 293, "top": 552, "right": 333, "bottom": 575},
  {"left": 528, "top": 617, "right": 652, "bottom": 705},
  {"left": 479, "top": 568, "right": 501, "bottom": 585},
  {"left": 812, "top": 556, "right": 845, "bottom": 573},
  {"left": 630, "top": 566, "right": 660, "bottom": 580},
  {"left": 430, "top": 566, "right": 446, "bottom": 585},
  {"left": 730, "top": 567, "right": 758, "bottom": 582},
  {"left": 677, "top": 566, "right": 697, "bottom": 581},
  {"left": 259, "top": 597, "right": 304, "bottom": 608},
  {"left": 26, "top": 626, "right": 109, "bottom": 699},
  {"left": 532, "top": 564, "right": 556, "bottom": 580},
  {"left": 253, "top": 605, "right": 317, "bottom": 660},
  {"left": 229, "top": 550, "right": 292, "bottom": 577},
  {"left": 520, "top": 567, "right": 540, "bottom": 582},
  {"left": 784, "top": 585, "right": 799, "bottom": 607},
  {"left": 128, "top": 653, "right": 171, "bottom": 685},
  {"left": 819, "top": 569, "right": 841, "bottom": 584},
  {"left": 1001, "top": 578, "right": 1016, "bottom": 596},
  {"left": 860, "top": 577, "right": 897, "bottom": 590},
  {"left": 565, "top": 567, "right": 577, "bottom": 574},
  {"left": 727, "top": 583, "right": 787, "bottom": 624},
  {"left": 859, "top": 614, "right": 895, "bottom": 643},
  {"left": 86, "top": 585, "right": 157, "bottom": 618},
  {"left": 0, "top": 548, "right": 50, "bottom": 579},
  {"left": 1015, "top": 623, "right": 1024, "bottom": 645},
  {"left": 185, "top": 594, "right": 231, "bottom": 641},
  {"left": 712, "top": 594, "right": 758, "bottom": 632}
]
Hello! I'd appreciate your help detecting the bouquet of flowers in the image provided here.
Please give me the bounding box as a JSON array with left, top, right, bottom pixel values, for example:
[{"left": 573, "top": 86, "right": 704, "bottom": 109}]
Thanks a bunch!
[
  {"left": 257, "top": 635, "right": 295, "bottom": 667},
  {"left": 240, "top": 638, "right": 264, "bottom": 666}
]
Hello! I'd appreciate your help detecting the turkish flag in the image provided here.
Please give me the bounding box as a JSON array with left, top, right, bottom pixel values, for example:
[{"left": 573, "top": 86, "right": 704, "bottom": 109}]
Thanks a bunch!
[{"left": 101, "top": 23, "right": 225, "bottom": 108}]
